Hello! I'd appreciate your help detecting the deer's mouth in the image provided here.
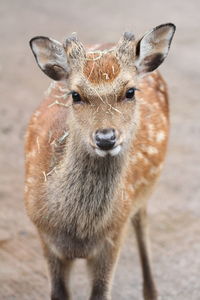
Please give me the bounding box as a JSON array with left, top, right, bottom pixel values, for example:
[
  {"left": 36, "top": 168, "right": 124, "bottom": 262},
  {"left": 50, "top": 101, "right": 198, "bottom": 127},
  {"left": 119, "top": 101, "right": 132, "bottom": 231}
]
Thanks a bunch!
[{"left": 94, "top": 144, "right": 122, "bottom": 157}]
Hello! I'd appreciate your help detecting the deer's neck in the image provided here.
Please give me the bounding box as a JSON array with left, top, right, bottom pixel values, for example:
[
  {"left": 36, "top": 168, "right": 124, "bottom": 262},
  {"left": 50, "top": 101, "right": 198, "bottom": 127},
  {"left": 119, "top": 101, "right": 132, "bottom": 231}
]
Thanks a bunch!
[{"left": 47, "top": 133, "right": 125, "bottom": 238}]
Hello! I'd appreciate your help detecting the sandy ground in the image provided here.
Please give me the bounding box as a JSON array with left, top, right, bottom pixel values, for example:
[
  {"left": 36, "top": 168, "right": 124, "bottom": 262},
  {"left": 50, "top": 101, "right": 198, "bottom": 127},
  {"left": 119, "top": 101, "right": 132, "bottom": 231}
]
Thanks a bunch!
[{"left": 0, "top": 0, "right": 200, "bottom": 299}]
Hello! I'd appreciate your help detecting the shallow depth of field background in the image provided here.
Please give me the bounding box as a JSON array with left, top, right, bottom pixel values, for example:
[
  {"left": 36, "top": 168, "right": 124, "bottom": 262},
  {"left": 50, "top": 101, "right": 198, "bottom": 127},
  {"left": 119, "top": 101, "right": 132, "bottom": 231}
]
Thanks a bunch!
[{"left": 0, "top": 0, "right": 200, "bottom": 299}]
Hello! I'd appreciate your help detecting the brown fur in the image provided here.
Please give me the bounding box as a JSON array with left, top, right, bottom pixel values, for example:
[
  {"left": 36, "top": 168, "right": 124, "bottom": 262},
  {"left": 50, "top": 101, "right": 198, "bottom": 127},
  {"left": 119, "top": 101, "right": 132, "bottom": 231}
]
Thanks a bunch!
[{"left": 83, "top": 52, "right": 120, "bottom": 84}]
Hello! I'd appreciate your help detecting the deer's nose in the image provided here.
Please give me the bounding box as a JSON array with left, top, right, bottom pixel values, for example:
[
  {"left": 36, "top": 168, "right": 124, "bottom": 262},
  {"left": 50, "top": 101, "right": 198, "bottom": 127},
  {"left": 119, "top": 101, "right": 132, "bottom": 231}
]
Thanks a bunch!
[{"left": 95, "top": 128, "right": 116, "bottom": 151}]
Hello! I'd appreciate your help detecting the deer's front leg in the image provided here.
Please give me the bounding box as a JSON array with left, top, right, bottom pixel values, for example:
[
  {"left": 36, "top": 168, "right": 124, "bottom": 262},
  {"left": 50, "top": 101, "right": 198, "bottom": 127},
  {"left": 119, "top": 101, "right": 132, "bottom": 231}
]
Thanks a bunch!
[
  {"left": 41, "top": 238, "right": 73, "bottom": 300},
  {"left": 47, "top": 255, "right": 73, "bottom": 300},
  {"left": 87, "top": 235, "right": 122, "bottom": 300}
]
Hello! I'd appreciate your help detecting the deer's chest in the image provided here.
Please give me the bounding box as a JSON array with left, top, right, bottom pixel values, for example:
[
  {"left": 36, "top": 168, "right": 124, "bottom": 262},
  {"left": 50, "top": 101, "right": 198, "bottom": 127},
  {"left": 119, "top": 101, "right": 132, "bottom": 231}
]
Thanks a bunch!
[{"left": 42, "top": 230, "right": 104, "bottom": 259}]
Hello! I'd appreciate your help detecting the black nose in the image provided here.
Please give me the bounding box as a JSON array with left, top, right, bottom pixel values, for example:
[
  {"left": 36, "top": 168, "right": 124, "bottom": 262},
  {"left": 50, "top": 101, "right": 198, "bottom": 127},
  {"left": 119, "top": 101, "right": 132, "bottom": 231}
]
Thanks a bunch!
[{"left": 95, "top": 128, "right": 116, "bottom": 151}]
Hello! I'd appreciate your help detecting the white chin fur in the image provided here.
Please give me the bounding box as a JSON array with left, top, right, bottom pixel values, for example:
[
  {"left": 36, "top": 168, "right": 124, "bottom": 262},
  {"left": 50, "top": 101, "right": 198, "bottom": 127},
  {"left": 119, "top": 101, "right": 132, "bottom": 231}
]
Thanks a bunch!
[
  {"left": 95, "top": 145, "right": 122, "bottom": 157},
  {"left": 95, "top": 148, "right": 108, "bottom": 157},
  {"left": 109, "top": 145, "right": 122, "bottom": 156}
]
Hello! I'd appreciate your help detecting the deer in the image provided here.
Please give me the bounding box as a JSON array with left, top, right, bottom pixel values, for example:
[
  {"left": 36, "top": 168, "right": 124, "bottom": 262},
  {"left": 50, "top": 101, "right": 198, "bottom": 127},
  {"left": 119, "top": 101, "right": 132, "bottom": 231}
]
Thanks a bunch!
[{"left": 25, "top": 23, "right": 176, "bottom": 300}]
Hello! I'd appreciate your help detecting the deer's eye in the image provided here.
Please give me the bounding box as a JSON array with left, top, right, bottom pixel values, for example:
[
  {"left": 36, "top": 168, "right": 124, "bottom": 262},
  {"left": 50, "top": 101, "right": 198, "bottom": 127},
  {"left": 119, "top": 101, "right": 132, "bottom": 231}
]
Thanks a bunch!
[
  {"left": 72, "top": 91, "right": 82, "bottom": 103},
  {"left": 125, "top": 88, "right": 136, "bottom": 99}
]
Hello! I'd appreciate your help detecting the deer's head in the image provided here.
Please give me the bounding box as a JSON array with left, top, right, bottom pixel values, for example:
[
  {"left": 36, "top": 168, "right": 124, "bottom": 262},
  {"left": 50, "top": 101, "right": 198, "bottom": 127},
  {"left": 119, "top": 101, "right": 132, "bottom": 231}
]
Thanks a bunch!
[{"left": 30, "top": 23, "right": 175, "bottom": 157}]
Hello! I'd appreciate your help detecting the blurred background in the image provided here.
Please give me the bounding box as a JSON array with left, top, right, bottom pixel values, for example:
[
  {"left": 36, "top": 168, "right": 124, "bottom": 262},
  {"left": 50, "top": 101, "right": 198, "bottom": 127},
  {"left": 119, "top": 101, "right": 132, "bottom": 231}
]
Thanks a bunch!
[{"left": 0, "top": 0, "right": 199, "bottom": 299}]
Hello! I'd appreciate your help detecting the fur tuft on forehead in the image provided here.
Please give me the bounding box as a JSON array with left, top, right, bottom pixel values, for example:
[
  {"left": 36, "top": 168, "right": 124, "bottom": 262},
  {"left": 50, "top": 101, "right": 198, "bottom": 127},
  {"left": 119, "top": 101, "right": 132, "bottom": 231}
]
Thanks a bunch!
[{"left": 83, "top": 52, "right": 120, "bottom": 84}]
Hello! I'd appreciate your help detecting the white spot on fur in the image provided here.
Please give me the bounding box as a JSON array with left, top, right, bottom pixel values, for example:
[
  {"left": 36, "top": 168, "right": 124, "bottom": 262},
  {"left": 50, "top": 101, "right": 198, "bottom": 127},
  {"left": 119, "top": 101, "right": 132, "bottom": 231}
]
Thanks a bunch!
[
  {"left": 33, "top": 111, "right": 40, "bottom": 122},
  {"left": 34, "top": 110, "right": 41, "bottom": 117},
  {"left": 24, "top": 185, "right": 28, "bottom": 193},
  {"left": 136, "top": 152, "right": 143, "bottom": 160},
  {"left": 136, "top": 152, "right": 149, "bottom": 164},
  {"left": 130, "top": 155, "right": 138, "bottom": 165},
  {"left": 158, "top": 91, "right": 165, "bottom": 103},
  {"left": 25, "top": 150, "right": 37, "bottom": 162},
  {"left": 149, "top": 163, "right": 164, "bottom": 175},
  {"left": 134, "top": 177, "right": 149, "bottom": 189},
  {"left": 156, "top": 131, "right": 166, "bottom": 143},
  {"left": 159, "top": 82, "right": 165, "bottom": 92},
  {"left": 147, "top": 75, "right": 155, "bottom": 84},
  {"left": 27, "top": 177, "right": 35, "bottom": 184},
  {"left": 160, "top": 114, "right": 167, "bottom": 125},
  {"left": 149, "top": 167, "right": 158, "bottom": 175},
  {"left": 147, "top": 124, "right": 155, "bottom": 141},
  {"left": 146, "top": 146, "right": 158, "bottom": 155}
]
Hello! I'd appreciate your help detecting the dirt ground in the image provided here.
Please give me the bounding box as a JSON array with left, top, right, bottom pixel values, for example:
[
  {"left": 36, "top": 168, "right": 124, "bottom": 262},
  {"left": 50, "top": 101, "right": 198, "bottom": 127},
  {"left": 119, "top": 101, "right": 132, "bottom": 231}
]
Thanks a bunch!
[{"left": 0, "top": 0, "right": 200, "bottom": 299}]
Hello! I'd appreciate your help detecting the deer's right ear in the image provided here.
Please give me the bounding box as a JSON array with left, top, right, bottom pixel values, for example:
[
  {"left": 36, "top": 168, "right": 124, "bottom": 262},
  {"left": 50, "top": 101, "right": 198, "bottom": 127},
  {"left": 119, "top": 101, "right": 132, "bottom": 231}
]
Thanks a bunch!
[{"left": 30, "top": 37, "right": 70, "bottom": 80}]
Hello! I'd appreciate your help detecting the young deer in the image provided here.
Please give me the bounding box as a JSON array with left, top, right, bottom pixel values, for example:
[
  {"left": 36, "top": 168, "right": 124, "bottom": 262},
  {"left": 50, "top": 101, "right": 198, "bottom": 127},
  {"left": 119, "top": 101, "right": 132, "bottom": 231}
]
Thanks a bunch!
[{"left": 25, "top": 23, "right": 175, "bottom": 300}]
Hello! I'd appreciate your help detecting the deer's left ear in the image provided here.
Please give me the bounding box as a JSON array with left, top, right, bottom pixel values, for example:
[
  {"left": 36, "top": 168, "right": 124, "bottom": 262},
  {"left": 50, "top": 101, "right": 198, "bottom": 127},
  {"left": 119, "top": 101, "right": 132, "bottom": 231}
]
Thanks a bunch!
[{"left": 135, "top": 23, "right": 176, "bottom": 74}]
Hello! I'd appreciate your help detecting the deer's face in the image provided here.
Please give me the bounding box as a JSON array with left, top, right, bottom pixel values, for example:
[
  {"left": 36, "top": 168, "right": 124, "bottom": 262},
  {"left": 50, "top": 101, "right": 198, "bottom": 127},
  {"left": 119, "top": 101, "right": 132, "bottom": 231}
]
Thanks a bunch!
[
  {"left": 30, "top": 24, "right": 175, "bottom": 157},
  {"left": 66, "top": 51, "right": 140, "bottom": 157}
]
